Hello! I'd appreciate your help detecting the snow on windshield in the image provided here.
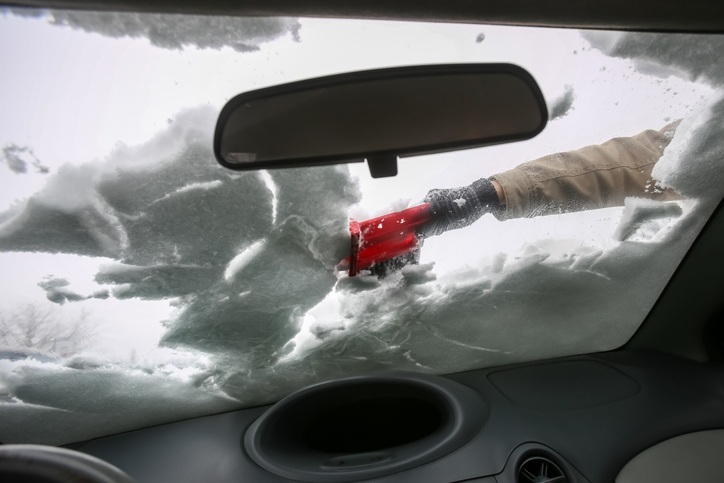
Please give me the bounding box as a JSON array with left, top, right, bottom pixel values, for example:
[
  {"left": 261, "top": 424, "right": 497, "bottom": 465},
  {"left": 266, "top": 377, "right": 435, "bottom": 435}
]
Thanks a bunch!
[{"left": 1, "top": 11, "right": 723, "bottom": 444}]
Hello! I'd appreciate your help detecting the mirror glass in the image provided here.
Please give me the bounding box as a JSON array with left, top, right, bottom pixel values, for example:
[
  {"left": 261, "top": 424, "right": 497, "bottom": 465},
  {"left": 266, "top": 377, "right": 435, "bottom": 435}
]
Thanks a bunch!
[{"left": 215, "top": 64, "right": 547, "bottom": 171}]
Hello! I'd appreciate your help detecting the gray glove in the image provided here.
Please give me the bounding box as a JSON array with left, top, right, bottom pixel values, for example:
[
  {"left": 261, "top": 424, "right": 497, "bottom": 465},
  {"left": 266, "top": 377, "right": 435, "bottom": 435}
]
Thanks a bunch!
[{"left": 420, "top": 178, "right": 500, "bottom": 238}]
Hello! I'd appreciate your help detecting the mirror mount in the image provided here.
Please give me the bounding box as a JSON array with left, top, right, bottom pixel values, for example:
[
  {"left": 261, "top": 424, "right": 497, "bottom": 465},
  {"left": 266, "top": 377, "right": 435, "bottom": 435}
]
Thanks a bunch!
[{"left": 367, "top": 155, "right": 398, "bottom": 178}]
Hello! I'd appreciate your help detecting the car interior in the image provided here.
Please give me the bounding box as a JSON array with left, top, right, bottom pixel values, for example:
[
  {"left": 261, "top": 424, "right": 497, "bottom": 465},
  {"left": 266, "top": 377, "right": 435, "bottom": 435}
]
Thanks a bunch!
[{"left": 1, "top": 1, "right": 723, "bottom": 483}]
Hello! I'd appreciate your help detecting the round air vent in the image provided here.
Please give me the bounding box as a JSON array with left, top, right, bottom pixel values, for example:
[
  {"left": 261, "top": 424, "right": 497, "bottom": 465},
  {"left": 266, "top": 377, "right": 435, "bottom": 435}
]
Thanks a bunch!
[
  {"left": 244, "top": 371, "right": 488, "bottom": 482},
  {"left": 518, "top": 456, "right": 568, "bottom": 483}
]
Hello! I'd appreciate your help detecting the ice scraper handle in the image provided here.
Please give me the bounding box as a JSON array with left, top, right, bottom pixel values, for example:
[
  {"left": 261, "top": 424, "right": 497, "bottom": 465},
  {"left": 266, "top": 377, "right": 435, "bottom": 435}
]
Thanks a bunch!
[
  {"left": 342, "top": 178, "right": 499, "bottom": 276},
  {"left": 346, "top": 203, "right": 433, "bottom": 276},
  {"left": 419, "top": 178, "right": 500, "bottom": 238}
]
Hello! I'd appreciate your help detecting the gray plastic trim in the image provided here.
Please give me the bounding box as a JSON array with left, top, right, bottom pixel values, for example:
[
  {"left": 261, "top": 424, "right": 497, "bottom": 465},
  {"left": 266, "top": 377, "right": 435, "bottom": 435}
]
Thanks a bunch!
[{"left": 616, "top": 429, "right": 724, "bottom": 483}]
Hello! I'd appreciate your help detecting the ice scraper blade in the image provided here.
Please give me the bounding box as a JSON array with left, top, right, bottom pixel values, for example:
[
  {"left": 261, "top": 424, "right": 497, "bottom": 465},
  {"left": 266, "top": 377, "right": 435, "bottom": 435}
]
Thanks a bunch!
[{"left": 342, "top": 203, "right": 433, "bottom": 276}]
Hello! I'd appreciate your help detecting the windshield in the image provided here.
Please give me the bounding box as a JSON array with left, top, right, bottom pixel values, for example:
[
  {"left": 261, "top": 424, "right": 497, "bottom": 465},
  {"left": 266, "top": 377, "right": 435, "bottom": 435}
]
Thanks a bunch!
[{"left": 1, "top": 9, "right": 723, "bottom": 445}]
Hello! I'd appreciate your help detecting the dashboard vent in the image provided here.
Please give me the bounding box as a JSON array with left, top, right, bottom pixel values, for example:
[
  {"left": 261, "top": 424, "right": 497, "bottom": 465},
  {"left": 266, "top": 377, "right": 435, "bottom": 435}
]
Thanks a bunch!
[{"left": 518, "top": 456, "right": 568, "bottom": 483}]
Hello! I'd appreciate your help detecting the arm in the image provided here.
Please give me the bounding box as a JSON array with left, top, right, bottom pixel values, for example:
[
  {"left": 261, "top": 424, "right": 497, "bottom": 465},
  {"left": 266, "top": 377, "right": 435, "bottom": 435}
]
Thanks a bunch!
[
  {"left": 420, "top": 121, "right": 682, "bottom": 237},
  {"left": 490, "top": 120, "right": 682, "bottom": 220}
]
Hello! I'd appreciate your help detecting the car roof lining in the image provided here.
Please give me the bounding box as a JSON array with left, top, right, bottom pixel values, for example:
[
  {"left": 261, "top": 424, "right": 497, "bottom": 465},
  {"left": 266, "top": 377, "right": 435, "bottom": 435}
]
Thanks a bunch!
[{"left": 4, "top": 0, "right": 724, "bottom": 33}]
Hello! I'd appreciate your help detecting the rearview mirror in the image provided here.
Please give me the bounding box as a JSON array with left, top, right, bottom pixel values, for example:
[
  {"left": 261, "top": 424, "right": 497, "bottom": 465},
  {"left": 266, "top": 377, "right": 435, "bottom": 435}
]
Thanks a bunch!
[{"left": 214, "top": 64, "right": 547, "bottom": 178}]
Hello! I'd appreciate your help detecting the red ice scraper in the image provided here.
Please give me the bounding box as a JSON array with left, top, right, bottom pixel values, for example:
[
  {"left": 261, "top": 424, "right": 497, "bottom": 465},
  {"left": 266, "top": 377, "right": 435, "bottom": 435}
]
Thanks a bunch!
[{"left": 341, "top": 203, "right": 433, "bottom": 277}]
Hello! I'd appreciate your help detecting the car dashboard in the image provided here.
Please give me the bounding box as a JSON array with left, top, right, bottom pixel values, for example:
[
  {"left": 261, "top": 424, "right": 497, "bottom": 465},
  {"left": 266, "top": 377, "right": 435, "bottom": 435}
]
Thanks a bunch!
[{"left": 67, "top": 350, "right": 724, "bottom": 483}]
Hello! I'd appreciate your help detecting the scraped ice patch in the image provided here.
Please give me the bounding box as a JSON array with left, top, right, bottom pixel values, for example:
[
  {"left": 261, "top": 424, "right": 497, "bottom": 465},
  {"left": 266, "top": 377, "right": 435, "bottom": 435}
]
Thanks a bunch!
[
  {"left": 260, "top": 170, "right": 279, "bottom": 225},
  {"left": 1, "top": 145, "right": 48, "bottom": 175},
  {"left": 34, "top": 163, "right": 100, "bottom": 212},
  {"left": 518, "top": 239, "right": 606, "bottom": 270},
  {"left": 0, "top": 331, "right": 236, "bottom": 444},
  {"left": 582, "top": 31, "right": 724, "bottom": 203},
  {"left": 490, "top": 253, "right": 507, "bottom": 273},
  {"left": 161, "top": 165, "right": 360, "bottom": 361},
  {"left": 2, "top": 112, "right": 361, "bottom": 444},
  {"left": 348, "top": 198, "right": 411, "bottom": 222},
  {"left": 224, "top": 239, "right": 267, "bottom": 281},
  {"left": 632, "top": 60, "right": 688, "bottom": 80},
  {"left": 652, "top": 99, "right": 724, "bottom": 202},
  {"left": 96, "top": 263, "right": 218, "bottom": 299},
  {"left": 151, "top": 180, "right": 223, "bottom": 204},
  {"left": 549, "top": 84, "right": 576, "bottom": 120},
  {"left": 400, "top": 263, "right": 437, "bottom": 285},
  {"left": 38, "top": 276, "right": 109, "bottom": 304},
  {"left": 273, "top": 218, "right": 697, "bottom": 380},
  {"left": 0, "top": 356, "right": 238, "bottom": 444},
  {"left": 269, "top": 165, "right": 361, "bottom": 269},
  {"left": 161, "top": 215, "right": 340, "bottom": 359},
  {"left": 102, "top": 106, "right": 217, "bottom": 172},
  {"left": 614, "top": 198, "right": 684, "bottom": 242},
  {"left": 280, "top": 291, "right": 345, "bottom": 361},
  {"left": 569, "top": 249, "right": 604, "bottom": 271},
  {"left": 584, "top": 32, "right": 724, "bottom": 88},
  {"left": 0, "top": 202, "right": 23, "bottom": 229},
  {"left": 10, "top": 9, "right": 301, "bottom": 53},
  {"left": 0, "top": 106, "right": 241, "bottom": 262},
  {"left": 0, "top": 253, "right": 113, "bottom": 308},
  {"left": 4, "top": 25, "right": 724, "bottom": 447},
  {"left": 581, "top": 31, "right": 625, "bottom": 55},
  {"left": 513, "top": 243, "right": 551, "bottom": 267}
]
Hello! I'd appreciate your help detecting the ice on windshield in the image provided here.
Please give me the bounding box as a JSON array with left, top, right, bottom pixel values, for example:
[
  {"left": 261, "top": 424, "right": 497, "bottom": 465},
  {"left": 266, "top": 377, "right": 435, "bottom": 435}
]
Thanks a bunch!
[
  {"left": 1, "top": 12, "right": 723, "bottom": 445},
  {"left": 10, "top": 9, "right": 301, "bottom": 52}
]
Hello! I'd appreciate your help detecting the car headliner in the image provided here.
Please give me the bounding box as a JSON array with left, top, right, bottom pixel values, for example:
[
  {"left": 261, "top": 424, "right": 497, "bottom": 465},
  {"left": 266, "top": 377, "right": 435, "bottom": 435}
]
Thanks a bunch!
[{"left": 5, "top": 0, "right": 724, "bottom": 33}]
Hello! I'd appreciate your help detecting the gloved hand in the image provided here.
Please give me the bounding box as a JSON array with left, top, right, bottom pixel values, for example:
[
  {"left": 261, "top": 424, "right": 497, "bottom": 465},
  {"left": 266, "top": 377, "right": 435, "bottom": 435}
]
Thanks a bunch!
[{"left": 419, "top": 178, "right": 500, "bottom": 238}]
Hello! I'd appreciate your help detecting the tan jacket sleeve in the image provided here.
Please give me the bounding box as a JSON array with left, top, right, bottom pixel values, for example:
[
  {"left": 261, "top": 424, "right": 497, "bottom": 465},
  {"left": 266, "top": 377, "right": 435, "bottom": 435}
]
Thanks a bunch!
[{"left": 490, "top": 121, "right": 682, "bottom": 220}]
